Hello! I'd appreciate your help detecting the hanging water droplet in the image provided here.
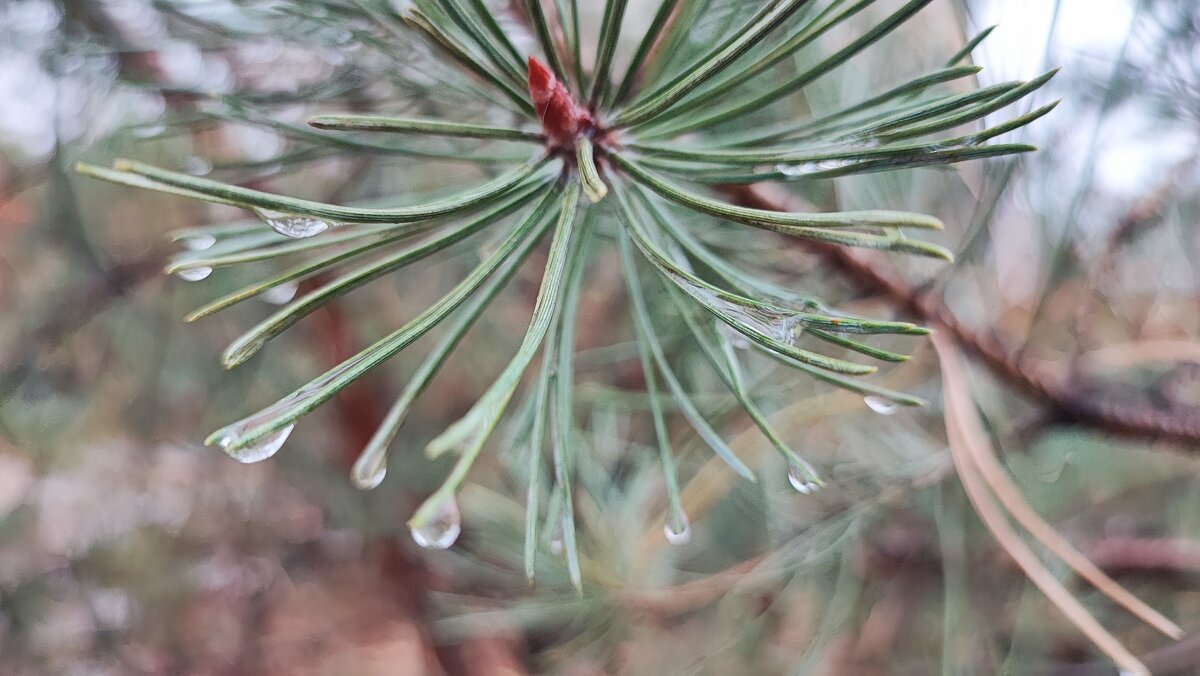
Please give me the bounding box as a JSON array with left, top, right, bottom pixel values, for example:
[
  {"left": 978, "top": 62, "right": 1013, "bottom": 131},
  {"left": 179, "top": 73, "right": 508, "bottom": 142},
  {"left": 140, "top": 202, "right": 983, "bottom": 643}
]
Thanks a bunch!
[
  {"left": 350, "top": 451, "right": 387, "bottom": 491},
  {"left": 215, "top": 423, "right": 294, "bottom": 464},
  {"left": 863, "top": 395, "right": 899, "bottom": 416},
  {"left": 547, "top": 516, "right": 564, "bottom": 552},
  {"left": 212, "top": 345, "right": 382, "bottom": 470},
  {"left": 256, "top": 209, "right": 331, "bottom": 239},
  {"left": 787, "top": 462, "right": 822, "bottom": 495},
  {"left": 663, "top": 513, "right": 692, "bottom": 546},
  {"left": 176, "top": 266, "right": 212, "bottom": 282},
  {"left": 261, "top": 280, "right": 299, "bottom": 305},
  {"left": 181, "top": 233, "right": 216, "bottom": 251},
  {"left": 547, "top": 517, "right": 564, "bottom": 554},
  {"left": 410, "top": 497, "right": 461, "bottom": 549}
]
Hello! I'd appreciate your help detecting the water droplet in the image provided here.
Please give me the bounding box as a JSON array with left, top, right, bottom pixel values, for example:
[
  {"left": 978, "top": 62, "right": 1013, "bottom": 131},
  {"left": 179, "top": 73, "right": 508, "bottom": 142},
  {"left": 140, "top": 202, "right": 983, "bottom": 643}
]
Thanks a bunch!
[
  {"left": 663, "top": 513, "right": 692, "bottom": 546},
  {"left": 775, "top": 158, "right": 855, "bottom": 177},
  {"left": 863, "top": 395, "right": 899, "bottom": 415},
  {"left": 176, "top": 266, "right": 212, "bottom": 282},
  {"left": 776, "top": 162, "right": 820, "bottom": 177},
  {"left": 350, "top": 451, "right": 386, "bottom": 490},
  {"left": 787, "top": 462, "right": 823, "bottom": 495},
  {"left": 547, "top": 518, "right": 564, "bottom": 554},
  {"left": 410, "top": 497, "right": 461, "bottom": 549},
  {"left": 823, "top": 158, "right": 855, "bottom": 170},
  {"left": 181, "top": 233, "right": 216, "bottom": 251},
  {"left": 256, "top": 209, "right": 331, "bottom": 239},
  {"left": 215, "top": 423, "right": 294, "bottom": 464},
  {"left": 261, "top": 280, "right": 299, "bottom": 305},
  {"left": 215, "top": 345, "right": 380, "bottom": 464},
  {"left": 185, "top": 156, "right": 212, "bottom": 176},
  {"left": 132, "top": 122, "right": 167, "bottom": 139}
]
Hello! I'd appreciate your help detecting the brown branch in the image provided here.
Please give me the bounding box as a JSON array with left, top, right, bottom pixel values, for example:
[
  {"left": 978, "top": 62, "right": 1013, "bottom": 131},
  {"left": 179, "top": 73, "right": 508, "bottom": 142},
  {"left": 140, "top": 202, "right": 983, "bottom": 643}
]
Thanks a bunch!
[
  {"left": 1083, "top": 536, "right": 1200, "bottom": 577},
  {"left": 718, "top": 183, "right": 1200, "bottom": 448},
  {"left": 1042, "top": 632, "right": 1200, "bottom": 676}
]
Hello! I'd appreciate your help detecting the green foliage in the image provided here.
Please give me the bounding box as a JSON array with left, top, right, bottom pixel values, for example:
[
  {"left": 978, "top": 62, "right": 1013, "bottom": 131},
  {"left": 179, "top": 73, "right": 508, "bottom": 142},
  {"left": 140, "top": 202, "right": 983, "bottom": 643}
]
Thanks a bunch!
[{"left": 75, "top": 0, "right": 1052, "bottom": 585}]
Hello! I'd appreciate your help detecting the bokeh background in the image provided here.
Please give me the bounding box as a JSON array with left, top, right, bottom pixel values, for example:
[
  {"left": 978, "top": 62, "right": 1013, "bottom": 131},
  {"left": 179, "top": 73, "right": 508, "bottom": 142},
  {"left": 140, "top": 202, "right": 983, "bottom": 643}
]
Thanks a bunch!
[{"left": 1, "top": 0, "right": 1198, "bottom": 674}]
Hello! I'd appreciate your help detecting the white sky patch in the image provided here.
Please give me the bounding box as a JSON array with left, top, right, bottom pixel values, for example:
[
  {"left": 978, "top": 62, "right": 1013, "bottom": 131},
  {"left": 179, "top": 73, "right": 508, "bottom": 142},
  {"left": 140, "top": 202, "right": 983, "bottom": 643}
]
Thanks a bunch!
[
  {"left": 0, "top": 52, "right": 58, "bottom": 161},
  {"left": 1092, "top": 103, "right": 1198, "bottom": 199},
  {"left": 973, "top": 0, "right": 1136, "bottom": 82},
  {"left": 973, "top": 0, "right": 1197, "bottom": 202}
]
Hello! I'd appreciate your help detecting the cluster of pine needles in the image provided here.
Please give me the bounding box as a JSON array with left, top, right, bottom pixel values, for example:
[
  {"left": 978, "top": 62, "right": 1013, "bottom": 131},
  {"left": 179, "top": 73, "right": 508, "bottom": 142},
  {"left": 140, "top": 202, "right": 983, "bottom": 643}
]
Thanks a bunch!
[{"left": 76, "top": 0, "right": 1058, "bottom": 592}]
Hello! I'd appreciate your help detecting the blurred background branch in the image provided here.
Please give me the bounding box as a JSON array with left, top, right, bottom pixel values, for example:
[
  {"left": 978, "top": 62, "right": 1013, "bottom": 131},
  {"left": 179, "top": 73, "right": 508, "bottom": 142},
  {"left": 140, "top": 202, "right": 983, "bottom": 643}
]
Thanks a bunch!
[{"left": 726, "top": 180, "right": 1200, "bottom": 447}]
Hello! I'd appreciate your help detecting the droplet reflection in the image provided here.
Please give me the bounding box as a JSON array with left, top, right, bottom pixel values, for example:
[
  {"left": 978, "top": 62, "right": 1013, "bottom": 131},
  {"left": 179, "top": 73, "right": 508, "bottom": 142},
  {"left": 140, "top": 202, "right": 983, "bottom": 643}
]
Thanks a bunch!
[{"left": 410, "top": 497, "right": 461, "bottom": 549}]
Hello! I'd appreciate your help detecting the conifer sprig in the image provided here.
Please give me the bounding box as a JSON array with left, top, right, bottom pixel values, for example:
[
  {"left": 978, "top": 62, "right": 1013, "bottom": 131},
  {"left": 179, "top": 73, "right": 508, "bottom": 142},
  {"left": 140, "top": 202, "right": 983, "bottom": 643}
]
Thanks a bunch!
[{"left": 78, "top": 0, "right": 1054, "bottom": 582}]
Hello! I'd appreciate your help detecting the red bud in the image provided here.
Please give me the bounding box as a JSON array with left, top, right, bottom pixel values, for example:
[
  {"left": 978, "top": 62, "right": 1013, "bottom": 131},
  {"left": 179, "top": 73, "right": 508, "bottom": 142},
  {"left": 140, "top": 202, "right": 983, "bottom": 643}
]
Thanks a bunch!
[{"left": 526, "top": 56, "right": 591, "bottom": 146}]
